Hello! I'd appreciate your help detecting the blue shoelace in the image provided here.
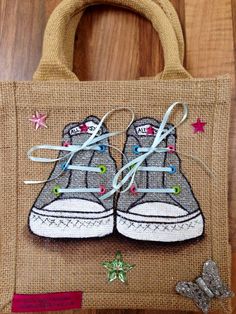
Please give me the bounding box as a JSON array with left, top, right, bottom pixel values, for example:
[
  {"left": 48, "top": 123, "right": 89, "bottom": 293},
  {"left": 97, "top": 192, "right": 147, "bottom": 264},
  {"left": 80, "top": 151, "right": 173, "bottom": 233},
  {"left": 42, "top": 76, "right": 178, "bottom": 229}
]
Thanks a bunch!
[
  {"left": 24, "top": 108, "right": 134, "bottom": 197},
  {"left": 101, "top": 102, "right": 188, "bottom": 200}
]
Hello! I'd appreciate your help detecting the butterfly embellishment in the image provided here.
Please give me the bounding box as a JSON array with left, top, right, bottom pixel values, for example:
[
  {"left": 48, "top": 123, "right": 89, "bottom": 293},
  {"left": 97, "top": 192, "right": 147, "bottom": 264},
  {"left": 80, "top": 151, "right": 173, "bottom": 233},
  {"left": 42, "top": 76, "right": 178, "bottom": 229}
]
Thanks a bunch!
[{"left": 176, "top": 260, "right": 234, "bottom": 313}]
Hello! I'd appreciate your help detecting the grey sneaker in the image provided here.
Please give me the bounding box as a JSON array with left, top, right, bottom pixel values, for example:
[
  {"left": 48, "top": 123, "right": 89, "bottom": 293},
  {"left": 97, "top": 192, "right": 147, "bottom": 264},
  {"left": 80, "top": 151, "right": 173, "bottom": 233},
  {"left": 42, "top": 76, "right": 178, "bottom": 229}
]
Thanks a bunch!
[
  {"left": 116, "top": 118, "right": 205, "bottom": 242},
  {"left": 28, "top": 116, "right": 116, "bottom": 239}
]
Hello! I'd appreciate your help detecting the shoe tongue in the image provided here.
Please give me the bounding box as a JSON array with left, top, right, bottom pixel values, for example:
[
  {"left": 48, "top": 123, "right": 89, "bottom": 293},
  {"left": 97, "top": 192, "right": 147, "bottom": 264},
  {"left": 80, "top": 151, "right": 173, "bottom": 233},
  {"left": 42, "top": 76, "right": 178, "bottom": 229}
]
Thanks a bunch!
[
  {"left": 63, "top": 116, "right": 108, "bottom": 146},
  {"left": 129, "top": 118, "right": 176, "bottom": 138},
  {"left": 135, "top": 123, "right": 160, "bottom": 137},
  {"left": 69, "top": 119, "right": 103, "bottom": 137}
]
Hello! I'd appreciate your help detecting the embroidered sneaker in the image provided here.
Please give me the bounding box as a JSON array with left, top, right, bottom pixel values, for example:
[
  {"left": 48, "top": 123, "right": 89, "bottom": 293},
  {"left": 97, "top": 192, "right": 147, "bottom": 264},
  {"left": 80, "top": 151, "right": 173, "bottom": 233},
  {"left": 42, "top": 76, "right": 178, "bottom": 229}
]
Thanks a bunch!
[
  {"left": 28, "top": 116, "right": 116, "bottom": 239},
  {"left": 116, "top": 117, "right": 205, "bottom": 242}
]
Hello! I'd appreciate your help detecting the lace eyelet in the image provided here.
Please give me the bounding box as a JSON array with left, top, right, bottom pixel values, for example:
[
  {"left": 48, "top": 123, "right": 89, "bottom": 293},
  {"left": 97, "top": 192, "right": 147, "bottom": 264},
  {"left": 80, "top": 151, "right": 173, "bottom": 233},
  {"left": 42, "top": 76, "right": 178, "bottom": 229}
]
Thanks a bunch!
[
  {"left": 61, "top": 162, "right": 69, "bottom": 171},
  {"left": 129, "top": 163, "right": 136, "bottom": 170},
  {"left": 99, "top": 144, "right": 106, "bottom": 153},
  {"left": 99, "top": 185, "right": 107, "bottom": 195},
  {"left": 169, "top": 165, "right": 176, "bottom": 174},
  {"left": 173, "top": 185, "right": 181, "bottom": 195},
  {"left": 63, "top": 141, "right": 71, "bottom": 147},
  {"left": 132, "top": 145, "right": 140, "bottom": 155},
  {"left": 98, "top": 164, "right": 107, "bottom": 174},
  {"left": 52, "top": 185, "right": 61, "bottom": 196},
  {"left": 167, "top": 145, "right": 176, "bottom": 153},
  {"left": 130, "top": 184, "right": 138, "bottom": 195}
]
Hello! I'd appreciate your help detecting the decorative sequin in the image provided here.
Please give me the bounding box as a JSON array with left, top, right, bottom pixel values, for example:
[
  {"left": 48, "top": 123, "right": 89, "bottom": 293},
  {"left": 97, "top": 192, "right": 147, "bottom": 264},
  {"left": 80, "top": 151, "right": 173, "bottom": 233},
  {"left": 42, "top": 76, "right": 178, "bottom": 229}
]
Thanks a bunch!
[
  {"left": 29, "top": 112, "right": 47, "bottom": 130},
  {"left": 191, "top": 118, "right": 206, "bottom": 133},
  {"left": 102, "top": 251, "right": 135, "bottom": 283},
  {"left": 176, "top": 260, "right": 234, "bottom": 313}
]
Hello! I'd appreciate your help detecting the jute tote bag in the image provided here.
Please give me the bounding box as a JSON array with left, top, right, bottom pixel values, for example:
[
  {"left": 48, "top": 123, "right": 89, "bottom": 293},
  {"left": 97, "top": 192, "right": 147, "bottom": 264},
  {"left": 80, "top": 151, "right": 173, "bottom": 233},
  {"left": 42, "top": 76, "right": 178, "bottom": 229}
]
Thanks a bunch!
[{"left": 0, "top": 0, "right": 233, "bottom": 313}]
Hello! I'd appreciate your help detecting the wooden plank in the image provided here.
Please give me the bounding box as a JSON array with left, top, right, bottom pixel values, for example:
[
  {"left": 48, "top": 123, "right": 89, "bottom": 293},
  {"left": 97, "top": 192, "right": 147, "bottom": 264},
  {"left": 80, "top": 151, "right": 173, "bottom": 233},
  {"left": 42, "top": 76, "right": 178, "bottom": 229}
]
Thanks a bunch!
[
  {"left": 0, "top": 0, "right": 45, "bottom": 80},
  {"left": 185, "top": 1, "right": 236, "bottom": 312},
  {"left": 184, "top": 0, "right": 236, "bottom": 252},
  {"left": 74, "top": 5, "right": 140, "bottom": 80}
]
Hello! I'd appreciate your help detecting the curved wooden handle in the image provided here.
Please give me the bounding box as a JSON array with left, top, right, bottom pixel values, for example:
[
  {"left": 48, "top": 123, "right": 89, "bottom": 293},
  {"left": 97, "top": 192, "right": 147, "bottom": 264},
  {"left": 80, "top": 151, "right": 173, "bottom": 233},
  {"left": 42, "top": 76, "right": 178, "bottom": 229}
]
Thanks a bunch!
[{"left": 34, "top": 0, "right": 191, "bottom": 81}]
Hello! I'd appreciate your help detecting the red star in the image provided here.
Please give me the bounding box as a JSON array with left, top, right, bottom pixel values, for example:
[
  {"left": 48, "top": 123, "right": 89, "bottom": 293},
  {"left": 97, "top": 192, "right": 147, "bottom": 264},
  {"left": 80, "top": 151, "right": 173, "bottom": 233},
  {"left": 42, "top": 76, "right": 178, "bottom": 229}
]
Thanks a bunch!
[
  {"left": 147, "top": 126, "right": 155, "bottom": 135},
  {"left": 79, "top": 123, "right": 89, "bottom": 133},
  {"left": 191, "top": 118, "right": 206, "bottom": 133}
]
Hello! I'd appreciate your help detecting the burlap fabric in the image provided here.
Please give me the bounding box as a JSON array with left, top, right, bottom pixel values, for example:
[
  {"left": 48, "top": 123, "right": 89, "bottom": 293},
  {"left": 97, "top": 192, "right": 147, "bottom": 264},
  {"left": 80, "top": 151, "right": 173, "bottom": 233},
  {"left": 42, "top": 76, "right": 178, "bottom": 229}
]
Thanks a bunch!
[{"left": 0, "top": 0, "right": 231, "bottom": 312}]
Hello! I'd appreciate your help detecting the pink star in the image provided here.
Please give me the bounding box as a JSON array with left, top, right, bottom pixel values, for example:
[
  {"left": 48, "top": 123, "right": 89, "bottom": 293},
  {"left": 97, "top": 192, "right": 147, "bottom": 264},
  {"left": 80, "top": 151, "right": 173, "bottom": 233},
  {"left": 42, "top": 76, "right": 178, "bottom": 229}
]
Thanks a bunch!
[
  {"left": 147, "top": 126, "right": 155, "bottom": 135},
  {"left": 79, "top": 123, "right": 88, "bottom": 133},
  {"left": 29, "top": 111, "right": 47, "bottom": 130},
  {"left": 191, "top": 118, "right": 206, "bottom": 133}
]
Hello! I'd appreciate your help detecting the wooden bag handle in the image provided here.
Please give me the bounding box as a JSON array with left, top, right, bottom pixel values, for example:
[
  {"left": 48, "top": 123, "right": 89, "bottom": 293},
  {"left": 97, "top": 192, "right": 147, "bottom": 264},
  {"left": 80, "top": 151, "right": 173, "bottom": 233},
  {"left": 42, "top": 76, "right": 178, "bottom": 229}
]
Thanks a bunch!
[
  {"left": 62, "top": 0, "right": 185, "bottom": 74},
  {"left": 34, "top": 0, "right": 191, "bottom": 80}
]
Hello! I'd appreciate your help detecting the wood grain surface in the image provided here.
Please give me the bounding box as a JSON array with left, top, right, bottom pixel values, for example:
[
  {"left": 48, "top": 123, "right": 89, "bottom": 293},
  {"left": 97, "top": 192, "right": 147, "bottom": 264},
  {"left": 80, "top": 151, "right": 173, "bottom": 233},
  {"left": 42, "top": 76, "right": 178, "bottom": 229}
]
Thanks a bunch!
[{"left": 0, "top": 0, "right": 236, "bottom": 313}]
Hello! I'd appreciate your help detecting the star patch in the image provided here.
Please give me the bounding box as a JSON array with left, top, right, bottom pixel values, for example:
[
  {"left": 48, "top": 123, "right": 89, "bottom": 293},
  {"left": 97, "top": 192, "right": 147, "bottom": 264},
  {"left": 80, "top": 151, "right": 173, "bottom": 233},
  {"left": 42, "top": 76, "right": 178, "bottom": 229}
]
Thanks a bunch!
[
  {"left": 191, "top": 118, "right": 206, "bottom": 133},
  {"left": 147, "top": 126, "right": 155, "bottom": 135},
  {"left": 102, "top": 251, "right": 135, "bottom": 283},
  {"left": 79, "top": 123, "right": 89, "bottom": 133}
]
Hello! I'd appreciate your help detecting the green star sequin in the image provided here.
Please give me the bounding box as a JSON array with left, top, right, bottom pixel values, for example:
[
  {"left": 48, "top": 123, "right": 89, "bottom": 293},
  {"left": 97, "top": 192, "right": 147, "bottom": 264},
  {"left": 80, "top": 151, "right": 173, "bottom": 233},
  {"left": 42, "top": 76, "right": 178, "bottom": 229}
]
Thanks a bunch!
[{"left": 102, "top": 251, "right": 135, "bottom": 283}]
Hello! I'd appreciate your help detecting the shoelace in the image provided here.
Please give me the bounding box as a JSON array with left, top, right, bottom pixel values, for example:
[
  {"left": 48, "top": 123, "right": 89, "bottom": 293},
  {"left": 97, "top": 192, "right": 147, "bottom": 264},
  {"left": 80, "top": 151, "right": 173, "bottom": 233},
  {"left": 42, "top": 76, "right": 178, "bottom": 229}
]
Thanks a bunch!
[
  {"left": 101, "top": 102, "right": 188, "bottom": 200},
  {"left": 24, "top": 108, "right": 134, "bottom": 198}
]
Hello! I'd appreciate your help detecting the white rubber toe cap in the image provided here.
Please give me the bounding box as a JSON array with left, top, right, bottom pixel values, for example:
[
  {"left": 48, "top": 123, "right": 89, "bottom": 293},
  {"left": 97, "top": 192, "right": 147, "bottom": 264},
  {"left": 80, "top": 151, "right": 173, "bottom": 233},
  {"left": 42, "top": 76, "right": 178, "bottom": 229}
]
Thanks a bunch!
[
  {"left": 44, "top": 199, "right": 106, "bottom": 213},
  {"left": 129, "top": 202, "right": 189, "bottom": 217},
  {"left": 117, "top": 202, "right": 204, "bottom": 242}
]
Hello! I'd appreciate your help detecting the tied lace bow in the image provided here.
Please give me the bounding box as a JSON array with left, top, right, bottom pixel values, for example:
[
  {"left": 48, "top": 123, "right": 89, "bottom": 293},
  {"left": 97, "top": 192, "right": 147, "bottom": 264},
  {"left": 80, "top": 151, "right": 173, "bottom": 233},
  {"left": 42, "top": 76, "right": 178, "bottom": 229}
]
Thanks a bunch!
[{"left": 101, "top": 102, "right": 188, "bottom": 199}]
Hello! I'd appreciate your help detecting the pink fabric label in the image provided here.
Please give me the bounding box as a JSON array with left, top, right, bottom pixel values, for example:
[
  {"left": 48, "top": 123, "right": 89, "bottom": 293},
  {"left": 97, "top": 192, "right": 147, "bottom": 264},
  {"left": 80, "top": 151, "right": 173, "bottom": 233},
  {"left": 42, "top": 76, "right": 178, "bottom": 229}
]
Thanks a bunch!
[{"left": 12, "top": 292, "right": 83, "bottom": 312}]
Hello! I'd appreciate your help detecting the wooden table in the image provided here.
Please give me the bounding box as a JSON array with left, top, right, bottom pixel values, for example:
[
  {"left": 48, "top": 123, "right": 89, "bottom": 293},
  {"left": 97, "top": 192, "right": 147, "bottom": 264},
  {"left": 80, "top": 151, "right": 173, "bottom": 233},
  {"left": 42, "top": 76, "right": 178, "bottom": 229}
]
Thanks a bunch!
[{"left": 0, "top": 0, "right": 235, "bottom": 313}]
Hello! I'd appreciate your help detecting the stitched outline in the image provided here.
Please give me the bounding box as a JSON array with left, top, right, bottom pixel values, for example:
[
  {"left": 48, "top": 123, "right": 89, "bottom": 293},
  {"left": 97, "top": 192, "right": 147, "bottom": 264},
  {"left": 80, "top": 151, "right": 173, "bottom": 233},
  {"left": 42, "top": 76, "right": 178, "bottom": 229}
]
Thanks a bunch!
[
  {"left": 31, "top": 209, "right": 113, "bottom": 220},
  {"left": 117, "top": 211, "right": 201, "bottom": 225}
]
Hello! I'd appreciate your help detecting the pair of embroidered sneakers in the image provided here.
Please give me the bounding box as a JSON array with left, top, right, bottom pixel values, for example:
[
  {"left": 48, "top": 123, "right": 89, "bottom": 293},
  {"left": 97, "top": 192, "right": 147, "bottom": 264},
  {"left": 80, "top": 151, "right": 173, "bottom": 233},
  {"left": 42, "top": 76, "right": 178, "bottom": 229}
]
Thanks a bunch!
[{"left": 28, "top": 115, "right": 204, "bottom": 242}]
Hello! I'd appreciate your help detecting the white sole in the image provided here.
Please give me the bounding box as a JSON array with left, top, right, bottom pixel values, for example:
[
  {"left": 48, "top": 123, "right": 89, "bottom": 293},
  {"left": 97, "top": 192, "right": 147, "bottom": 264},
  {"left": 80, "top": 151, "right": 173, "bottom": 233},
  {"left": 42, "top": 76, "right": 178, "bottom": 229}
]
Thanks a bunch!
[
  {"left": 116, "top": 210, "right": 204, "bottom": 242},
  {"left": 29, "top": 207, "right": 114, "bottom": 239}
]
